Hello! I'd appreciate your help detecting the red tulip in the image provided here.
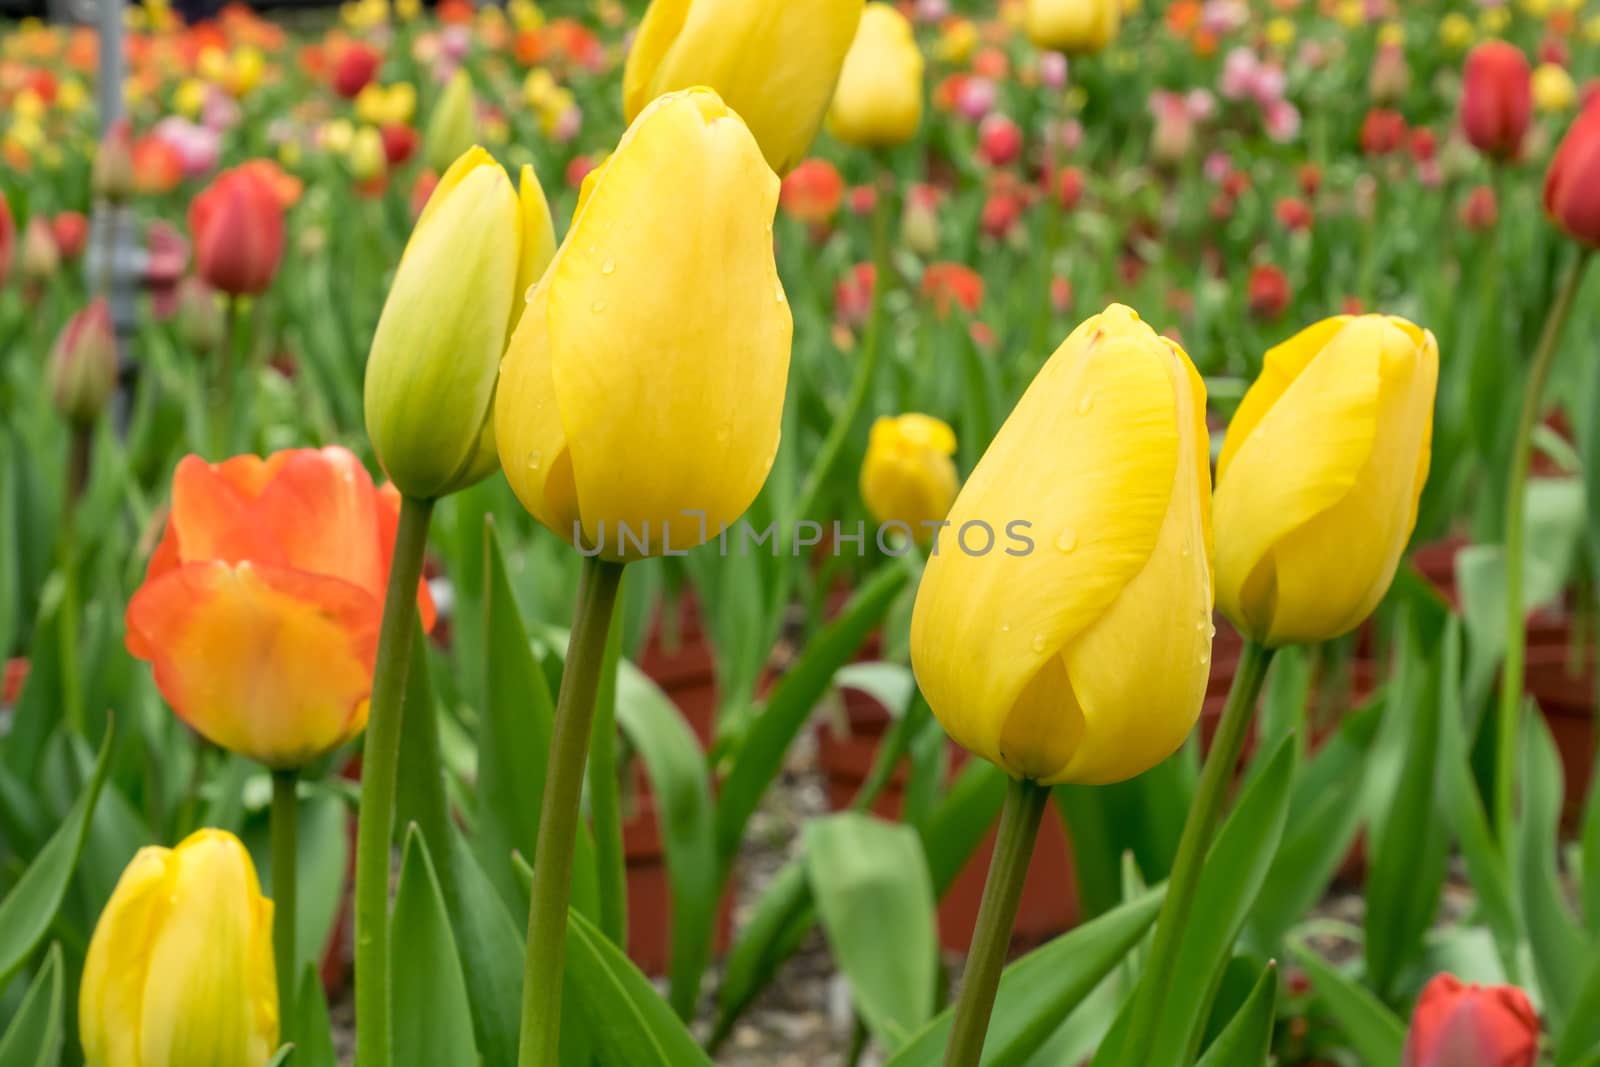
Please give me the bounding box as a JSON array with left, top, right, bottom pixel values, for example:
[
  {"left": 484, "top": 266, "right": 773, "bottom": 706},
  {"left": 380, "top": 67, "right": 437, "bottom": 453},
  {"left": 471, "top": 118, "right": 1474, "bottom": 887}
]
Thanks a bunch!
[
  {"left": 1545, "top": 101, "right": 1600, "bottom": 247},
  {"left": 1360, "top": 108, "right": 1408, "bottom": 156},
  {"left": 0, "top": 190, "right": 14, "bottom": 288},
  {"left": 1053, "top": 165, "right": 1085, "bottom": 211},
  {"left": 1403, "top": 974, "right": 1539, "bottom": 1067},
  {"left": 1275, "top": 196, "right": 1313, "bottom": 232},
  {"left": 1298, "top": 163, "right": 1322, "bottom": 197},
  {"left": 1461, "top": 184, "right": 1499, "bottom": 231},
  {"left": 980, "top": 190, "right": 1023, "bottom": 240},
  {"left": 1246, "top": 263, "right": 1289, "bottom": 320},
  {"left": 834, "top": 262, "right": 876, "bottom": 330},
  {"left": 847, "top": 184, "right": 879, "bottom": 216},
  {"left": 779, "top": 158, "right": 845, "bottom": 226},
  {"left": 51, "top": 211, "right": 90, "bottom": 262},
  {"left": 332, "top": 42, "right": 382, "bottom": 99},
  {"left": 49, "top": 298, "right": 118, "bottom": 426},
  {"left": 380, "top": 124, "right": 419, "bottom": 167},
  {"left": 1409, "top": 127, "right": 1438, "bottom": 163},
  {"left": 920, "top": 262, "right": 984, "bottom": 318},
  {"left": 188, "top": 164, "right": 286, "bottom": 296},
  {"left": 977, "top": 113, "right": 1023, "bottom": 168},
  {"left": 1461, "top": 41, "right": 1531, "bottom": 161}
]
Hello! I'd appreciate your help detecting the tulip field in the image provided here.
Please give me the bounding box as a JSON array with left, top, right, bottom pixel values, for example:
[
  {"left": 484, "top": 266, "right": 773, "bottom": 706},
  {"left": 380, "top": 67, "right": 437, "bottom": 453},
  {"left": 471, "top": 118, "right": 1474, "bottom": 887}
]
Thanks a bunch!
[{"left": 4, "top": 0, "right": 1600, "bottom": 1064}]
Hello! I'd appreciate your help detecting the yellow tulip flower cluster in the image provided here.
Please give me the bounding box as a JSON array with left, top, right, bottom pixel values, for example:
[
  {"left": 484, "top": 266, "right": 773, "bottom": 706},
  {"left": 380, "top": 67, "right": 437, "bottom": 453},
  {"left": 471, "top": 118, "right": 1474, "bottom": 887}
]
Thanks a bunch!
[{"left": 909, "top": 307, "right": 1436, "bottom": 787}]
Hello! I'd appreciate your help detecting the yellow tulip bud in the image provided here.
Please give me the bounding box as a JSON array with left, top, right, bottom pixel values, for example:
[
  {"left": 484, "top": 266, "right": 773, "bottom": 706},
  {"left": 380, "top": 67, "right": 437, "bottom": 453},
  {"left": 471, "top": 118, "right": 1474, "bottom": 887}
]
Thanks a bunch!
[
  {"left": 424, "top": 70, "right": 478, "bottom": 173},
  {"left": 861, "top": 415, "right": 958, "bottom": 539},
  {"left": 230, "top": 46, "right": 265, "bottom": 97},
  {"left": 910, "top": 305, "right": 1213, "bottom": 786},
  {"left": 623, "top": 0, "right": 863, "bottom": 175},
  {"left": 1532, "top": 62, "right": 1576, "bottom": 113},
  {"left": 937, "top": 18, "right": 979, "bottom": 64},
  {"left": 58, "top": 78, "right": 87, "bottom": 113},
  {"left": 1265, "top": 17, "right": 1296, "bottom": 48},
  {"left": 1479, "top": 6, "right": 1511, "bottom": 35},
  {"left": 174, "top": 77, "right": 207, "bottom": 118},
  {"left": 827, "top": 3, "right": 924, "bottom": 150},
  {"left": 1214, "top": 316, "right": 1437, "bottom": 647},
  {"left": 366, "top": 147, "right": 556, "bottom": 499},
  {"left": 1440, "top": 13, "right": 1475, "bottom": 51},
  {"left": 1024, "top": 0, "right": 1121, "bottom": 56},
  {"left": 496, "top": 88, "right": 791, "bottom": 561},
  {"left": 1376, "top": 22, "right": 1405, "bottom": 48},
  {"left": 80, "top": 830, "right": 277, "bottom": 1067},
  {"left": 349, "top": 125, "right": 387, "bottom": 181}
]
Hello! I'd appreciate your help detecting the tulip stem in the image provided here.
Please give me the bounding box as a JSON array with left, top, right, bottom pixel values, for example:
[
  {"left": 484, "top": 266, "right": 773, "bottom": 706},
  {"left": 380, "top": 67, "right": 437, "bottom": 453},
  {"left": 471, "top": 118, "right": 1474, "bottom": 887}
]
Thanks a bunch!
[
  {"left": 793, "top": 168, "right": 894, "bottom": 527},
  {"left": 1494, "top": 250, "right": 1592, "bottom": 854},
  {"left": 942, "top": 775, "right": 1050, "bottom": 1067},
  {"left": 353, "top": 493, "right": 434, "bottom": 1067},
  {"left": 271, "top": 768, "right": 299, "bottom": 1036},
  {"left": 518, "top": 555, "right": 627, "bottom": 1067},
  {"left": 1115, "top": 639, "right": 1274, "bottom": 1067}
]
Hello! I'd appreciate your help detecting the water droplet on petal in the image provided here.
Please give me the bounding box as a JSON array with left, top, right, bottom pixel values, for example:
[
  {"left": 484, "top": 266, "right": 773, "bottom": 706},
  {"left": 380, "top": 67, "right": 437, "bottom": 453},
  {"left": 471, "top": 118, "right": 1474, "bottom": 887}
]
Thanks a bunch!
[
  {"left": 775, "top": 284, "right": 786, "bottom": 303},
  {"left": 1031, "top": 633, "right": 1047, "bottom": 653},
  {"left": 1181, "top": 545, "right": 1192, "bottom": 558},
  {"left": 1054, "top": 528, "right": 1078, "bottom": 552},
  {"left": 526, "top": 450, "right": 542, "bottom": 471},
  {"left": 601, "top": 258, "right": 616, "bottom": 275},
  {"left": 715, "top": 423, "right": 732, "bottom": 444},
  {"left": 1076, "top": 393, "right": 1095, "bottom": 415},
  {"left": 591, "top": 300, "right": 606, "bottom": 313},
  {"left": 1000, "top": 622, "right": 1012, "bottom": 633}
]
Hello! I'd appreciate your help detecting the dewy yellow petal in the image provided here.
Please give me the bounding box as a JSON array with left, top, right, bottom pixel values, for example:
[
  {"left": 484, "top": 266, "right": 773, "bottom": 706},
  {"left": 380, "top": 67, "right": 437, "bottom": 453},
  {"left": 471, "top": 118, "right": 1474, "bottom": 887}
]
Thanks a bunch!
[
  {"left": 910, "top": 305, "right": 1189, "bottom": 778},
  {"left": 500, "top": 88, "right": 790, "bottom": 560},
  {"left": 81, "top": 848, "right": 173, "bottom": 1067},
  {"left": 511, "top": 162, "right": 557, "bottom": 337}
]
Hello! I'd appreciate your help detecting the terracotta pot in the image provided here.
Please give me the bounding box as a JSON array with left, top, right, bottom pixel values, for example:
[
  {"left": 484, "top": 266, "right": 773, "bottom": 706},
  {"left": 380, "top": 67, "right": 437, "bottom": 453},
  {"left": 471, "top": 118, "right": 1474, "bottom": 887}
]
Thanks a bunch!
[
  {"left": 817, "top": 690, "right": 1080, "bottom": 955},
  {"left": 638, "top": 594, "right": 719, "bottom": 749},
  {"left": 1526, "top": 639, "right": 1596, "bottom": 824},
  {"left": 1410, "top": 534, "right": 1470, "bottom": 608},
  {"left": 622, "top": 788, "right": 736, "bottom": 975},
  {"left": 2, "top": 657, "right": 28, "bottom": 707}
]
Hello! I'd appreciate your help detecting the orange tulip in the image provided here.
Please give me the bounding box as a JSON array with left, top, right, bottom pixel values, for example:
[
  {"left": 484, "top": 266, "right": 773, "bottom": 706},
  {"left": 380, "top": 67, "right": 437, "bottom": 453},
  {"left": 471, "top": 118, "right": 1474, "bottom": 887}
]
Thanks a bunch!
[{"left": 126, "top": 447, "right": 436, "bottom": 769}]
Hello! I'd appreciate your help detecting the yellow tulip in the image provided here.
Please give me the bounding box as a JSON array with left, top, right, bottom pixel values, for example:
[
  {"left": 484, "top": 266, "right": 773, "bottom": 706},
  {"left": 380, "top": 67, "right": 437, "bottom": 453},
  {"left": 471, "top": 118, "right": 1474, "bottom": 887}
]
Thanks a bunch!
[
  {"left": 424, "top": 70, "right": 478, "bottom": 173},
  {"left": 1479, "top": 6, "right": 1511, "bottom": 34},
  {"left": 80, "top": 830, "right": 276, "bottom": 1067},
  {"left": 623, "top": 0, "right": 863, "bottom": 175},
  {"left": 366, "top": 147, "right": 556, "bottom": 499},
  {"left": 1440, "top": 12, "right": 1475, "bottom": 51},
  {"left": 910, "top": 305, "right": 1213, "bottom": 786},
  {"left": 937, "top": 17, "right": 979, "bottom": 64},
  {"left": 827, "top": 3, "right": 924, "bottom": 150},
  {"left": 349, "top": 125, "right": 387, "bottom": 181},
  {"left": 1265, "top": 17, "right": 1296, "bottom": 47},
  {"left": 1214, "top": 316, "right": 1437, "bottom": 647},
  {"left": 1532, "top": 62, "right": 1576, "bottom": 113},
  {"left": 496, "top": 88, "right": 791, "bottom": 561},
  {"left": 1024, "top": 0, "right": 1120, "bottom": 55},
  {"left": 860, "top": 414, "right": 959, "bottom": 539}
]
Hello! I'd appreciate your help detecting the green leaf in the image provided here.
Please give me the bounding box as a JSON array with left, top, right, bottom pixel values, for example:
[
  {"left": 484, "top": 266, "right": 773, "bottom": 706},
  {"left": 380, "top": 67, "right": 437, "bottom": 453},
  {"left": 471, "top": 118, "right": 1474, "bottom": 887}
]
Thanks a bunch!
[
  {"left": 265, "top": 1048, "right": 292, "bottom": 1067},
  {"left": 1517, "top": 707, "right": 1592, "bottom": 1031},
  {"left": 1249, "top": 699, "right": 1381, "bottom": 948},
  {"left": 564, "top": 907, "right": 715, "bottom": 1067},
  {"left": 0, "top": 943, "right": 63, "bottom": 1067},
  {"left": 1288, "top": 941, "right": 1407, "bottom": 1067},
  {"left": 391, "top": 827, "right": 479, "bottom": 1067},
  {"left": 715, "top": 564, "right": 909, "bottom": 869},
  {"left": 477, "top": 521, "right": 561, "bottom": 912},
  {"left": 804, "top": 814, "right": 938, "bottom": 1051},
  {"left": 1556, "top": 953, "right": 1600, "bottom": 1067},
  {"left": 612, "top": 657, "right": 718, "bottom": 1018},
  {"left": 920, "top": 758, "right": 1007, "bottom": 893},
  {"left": 711, "top": 863, "right": 815, "bottom": 1049},
  {"left": 0, "top": 722, "right": 113, "bottom": 987},
  {"left": 1139, "top": 734, "right": 1297, "bottom": 1067},
  {"left": 1365, "top": 624, "right": 1448, "bottom": 999},
  {"left": 1435, "top": 622, "right": 1519, "bottom": 973},
  {"left": 884, "top": 887, "right": 1165, "bottom": 1067},
  {"left": 290, "top": 965, "right": 338, "bottom": 1067},
  {"left": 1193, "top": 962, "right": 1277, "bottom": 1067}
]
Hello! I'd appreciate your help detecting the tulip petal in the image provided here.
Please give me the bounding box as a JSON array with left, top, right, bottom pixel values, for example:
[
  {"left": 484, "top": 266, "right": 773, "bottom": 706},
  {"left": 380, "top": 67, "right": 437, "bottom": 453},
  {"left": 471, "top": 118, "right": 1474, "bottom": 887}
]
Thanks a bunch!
[
  {"left": 625, "top": 0, "right": 864, "bottom": 174},
  {"left": 125, "top": 561, "right": 380, "bottom": 768},
  {"left": 1214, "top": 317, "right": 1386, "bottom": 642},
  {"left": 621, "top": 0, "right": 692, "bottom": 121},
  {"left": 1053, "top": 347, "right": 1213, "bottom": 784},
  {"left": 547, "top": 89, "right": 791, "bottom": 558},
  {"left": 365, "top": 157, "right": 520, "bottom": 499},
  {"left": 168, "top": 454, "right": 288, "bottom": 568},
  {"left": 1256, "top": 322, "right": 1437, "bottom": 643},
  {"left": 139, "top": 831, "right": 277, "bottom": 1067},
  {"left": 495, "top": 281, "right": 583, "bottom": 542},
  {"left": 512, "top": 163, "right": 558, "bottom": 336},
  {"left": 81, "top": 847, "right": 173, "bottom": 1067},
  {"left": 252, "top": 447, "right": 386, "bottom": 598},
  {"left": 910, "top": 307, "right": 1180, "bottom": 775}
]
